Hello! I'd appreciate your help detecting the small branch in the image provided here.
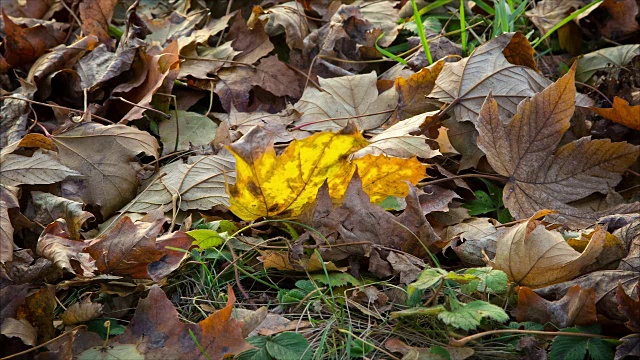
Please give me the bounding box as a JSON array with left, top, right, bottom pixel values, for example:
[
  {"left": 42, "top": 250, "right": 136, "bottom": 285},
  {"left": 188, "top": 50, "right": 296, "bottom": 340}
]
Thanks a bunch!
[
  {"left": 179, "top": 56, "right": 256, "bottom": 69},
  {"left": 418, "top": 173, "right": 509, "bottom": 187},
  {"left": 289, "top": 108, "right": 396, "bottom": 131},
  {"left": 576, "top": 81, "right": 613, "bottom": 107},
  {"left": 113, "top": 97, "right": 170, "bottom": 119},
  {"left": 450, "top": 329, "right": 615, "bottom": 347},
  {"left": 0, "top": 96, "right": 114, "bottom": 124},
  {"left": 424, "top": 277, "right": 445, "bottom": 307}
]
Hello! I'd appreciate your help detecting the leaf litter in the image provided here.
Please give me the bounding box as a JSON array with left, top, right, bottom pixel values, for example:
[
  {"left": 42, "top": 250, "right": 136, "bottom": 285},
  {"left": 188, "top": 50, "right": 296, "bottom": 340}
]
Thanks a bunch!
[{"left": 0, "top": 0, "right": 639, "bottom": 359}]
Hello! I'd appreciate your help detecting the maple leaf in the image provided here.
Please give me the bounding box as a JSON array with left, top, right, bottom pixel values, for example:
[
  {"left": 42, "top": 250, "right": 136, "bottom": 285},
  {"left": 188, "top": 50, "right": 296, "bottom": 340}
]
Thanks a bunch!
[
  {"left": 516, "top": 285, "right": 597, "bottom": 328},
  {"left": 476, "top": 65, "right": 640, "bottom": 227},
  {"left": 228, "top": 126, "right": 426, "bottom": 220},
  {"left": 592, "top": 96, "right": 640, "bottom": 131},
  {"left": 487, "top": 210, "right": 606, "bottom": 288},
  {"left": 293, "top": 72, "right": 397, "bottom": 131}
]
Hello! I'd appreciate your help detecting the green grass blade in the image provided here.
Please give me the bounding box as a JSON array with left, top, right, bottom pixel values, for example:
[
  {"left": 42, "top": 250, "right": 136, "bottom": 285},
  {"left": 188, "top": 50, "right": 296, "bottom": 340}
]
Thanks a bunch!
[
  {"left": 412, "top": 0, "right": 434, "bottom": 64},
  {"left": 460, "top": 0, "right": 467, "bottom": 56},
  {"left": 375, "top": 33, "right": 407, "bottom": 65},
  {"left": 471, "top": 0, "right": 495, "bottom": 15}
]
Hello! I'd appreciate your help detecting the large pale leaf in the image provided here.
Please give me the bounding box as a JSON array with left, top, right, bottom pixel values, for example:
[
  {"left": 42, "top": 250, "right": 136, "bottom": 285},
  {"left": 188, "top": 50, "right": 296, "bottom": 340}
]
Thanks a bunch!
[
  {"left": 51, "top": 123, "right": 159, "bottom": 218},
  {"left": 127, "top": 155, "right": 235, "bottom": 213},
  {"left": 351, "top": 111, "right": 441, "bottom": 159},
  {"left": 487, "top": 210, "right": 606, "bottom": 288},
  {"left": 0, "top": 151, "right": 80, "bottom": 187},
  {"left": 293, "top": 72, "right": 397, "bottom": 131},
  {"left": 525, "top": 0, "right": 588, "bottom": 34},
  {"left": 476, "top": 65, "right": 639, "bottom": 227},
  {"left": 228, "top": 126, "right": 426, "bottom": 220},
  {"left": 576, "top": 44, "right": 640, "bottom": 83},
  {"left": 159, "top": 110, "right": 218, "bottom": 155}
]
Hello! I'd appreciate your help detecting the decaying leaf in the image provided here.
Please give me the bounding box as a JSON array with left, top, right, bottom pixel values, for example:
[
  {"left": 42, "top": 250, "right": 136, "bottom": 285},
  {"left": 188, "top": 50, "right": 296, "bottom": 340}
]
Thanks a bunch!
[
  {"left": 29, "top": 191, "right": 94, "bottom": 240},
  {"left": 516, "top": 285, "right": 597, "bottom": 328},
  {"left": 575, "top": 44, "right": 640, "bottom": 83},
  {"left": 78, "top": 0, "right": 118, "bottom": 47},
  {"left": 300, "top": 173, "right": 439, "bottom": 279},
  {"left": 395, "top": 60, "right": 444, "bottom": 119},
  {"left": 60, "top": 297, "right": 103, "bottom": 326},
  {"left": 0, "top": 80, "right": 37, "bottom": 148},
  {"left": 52, "top": 123, "right": 159, "bottom": 217},
  {"left": 228, "top": 126, "right": 426, "bottom": 220},
  {"left": 127, "top": 154, "right": 235, "bottom": 213},
  {"left": 476, "top": 65, "right": 639, "bottom": 227},
  {"left": 0, "top": 151, "right": 81, "bottom": 187},
  {"left": 2, "top": 11, "right": 68, "bottom": 67},
  {"left": 293, "top": 72, "right": 397, "bottom": 131},
  {"left": 592, "top": 96, "right": 640, "bottom": 131},
  {"left": 159, "top": 110, "right": 218, "bottom": 155},
  {"left": 616, "top": 281, "right": 640, "bottom": 332},
  {"left": 0, "top": 185, "right": 20, "bottom": 263},
  {"left": 249, "top": 1, "right": 309, "bottom": 50},
  {"left": 447, "top": 217, "right": 501, "bottom": 266},
  {"left": 487, "top": 210, "right": 605, "bottom": 288},
  {"left": 36, "top": 220, "right": 97, "bottom": 277}
]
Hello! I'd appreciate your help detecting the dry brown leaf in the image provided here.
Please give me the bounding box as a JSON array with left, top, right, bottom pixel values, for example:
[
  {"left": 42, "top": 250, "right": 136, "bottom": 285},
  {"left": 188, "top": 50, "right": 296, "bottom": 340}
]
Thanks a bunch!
[
  {"left": 29, "top": 191, "right": 94, "bottom": 240},
  {"left": 395, "top": 60, "right": 444, "bottom": 119},
  {"left": 447, "top": 217, "right": 500, "bottom": 266},
  {"left": 592, "top": 96, "right": 640, "bottom": 131},
  {"left": 179, "top": 41, "right": 239, "bottom": 80},
  {"left": 0, "top": 150, "right": 81, "bottom": 187},
  {"left": 3, "top": 0, "right": 62, "bottom": 19},
  {"left": 525, "top": 0, "right": 587, "bottom": 34},
  {"left": 259, "top": 250, "right": 347, "bottom": 272},
  {"left": 126, "top": 154, "right": 235, "bottom": 213},
  {"left": 350, "top": 111, "right": 441, "bottom": 159},
  {"left": 36, "top": 220, "right": 97, "bottom": 277},
  {"left": 79, "top": 0, "right": 118, "bottom": 47},
  {"left": 212, "top": 105, "right": 300, "bottom": 143},
  {"left": 576, "top": 44, "right": 640, "bottom": 83},
  {"left": 249, "top": 1, "right": 309, "bottom": 50},
  {"left": 227, "top": 12, "right": 274, "bottom": 65},
  {"left": 476, "top": 65, "right": 639, "bottom": 227},
  {"left": 52, "top": 123, "right": 159, "bottom": 218},
  {"left": 616, "top": 281, "right": 640, "bottom": 332},
  {"left": 142, "top": 10, "right": 207, "bottom": 47},
  {"left": 2, "top": 11, "right": 68, "bottom": 68},
  {"left": 293, "top": 72, "right": 397, "bottom": 131},
  {"left": 615, "top": 218, "right": 640, "bottom": 271},
  {"left": 0, "top": 317, "right": 37, "bottom": 346},
  {"left": 516, "top": 285, "right": 597, "bottom": 328},
  {"left": 61, "top": 297, "right": 103, "bottom": 326},
  {"left": 0, "top": 80, "right": 37, "bottom": 148},
  {"left": 487, "top": 210, "right": 606, "bottom": 288},
  {"left": 1, "top": 185, "right": 20, "bottom": 264},
  {"left": 595, "top": 0, "right": 639, "bottom": 39}
]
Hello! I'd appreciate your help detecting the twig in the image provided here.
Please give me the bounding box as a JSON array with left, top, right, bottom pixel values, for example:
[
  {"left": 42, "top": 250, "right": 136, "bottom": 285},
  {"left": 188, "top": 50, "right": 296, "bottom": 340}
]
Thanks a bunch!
[
  {"left": 113, "top": 97, "right": 171, "bottom": 119},
  {"left": 417, "top": 173, "right": 509, "bottom": 187},
  {"left": 226, "top": 242, "right": 257, "bottom": 309},
  {"left": 450, "top": 329, "right": 615, "bottom": 347},
  {"left": 424, "top": 277, "right": 445, "bottom": 307},
  {"left": 179, "top": 56, "right": 256, "bottom": 69},
  {"left": 289, "top": 108, "right": 397, "bottom": 131},
  {"left": 576, "top": 81, "right": 613, "bottom": 107},
  {"left": 0, "top": 325, "right": 86, "bottom": 360},
  {"left": 0, "top": 96, "right": 114, "bottom": 124}
]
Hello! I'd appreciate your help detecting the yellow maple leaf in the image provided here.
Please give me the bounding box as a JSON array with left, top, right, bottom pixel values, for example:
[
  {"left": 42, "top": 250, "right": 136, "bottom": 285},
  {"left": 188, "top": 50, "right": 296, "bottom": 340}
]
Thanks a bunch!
[{"left": 228, "top": 127, "right": 427, "bottom": 220}]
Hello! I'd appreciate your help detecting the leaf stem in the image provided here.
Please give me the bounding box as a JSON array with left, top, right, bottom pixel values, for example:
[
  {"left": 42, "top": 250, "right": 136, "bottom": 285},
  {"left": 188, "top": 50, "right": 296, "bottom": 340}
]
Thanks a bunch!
[
  {"left": 289, "top": 108, "right": 397, "bottom": 131},
  {"left": 418, "top": 173, "right": 508, "bottom": 187},
  {"left": 0, "top": 96, "right": 114, "bottom": 124},
  {"left": 450, "top": 329, "right": 615, "bottom": 347}
]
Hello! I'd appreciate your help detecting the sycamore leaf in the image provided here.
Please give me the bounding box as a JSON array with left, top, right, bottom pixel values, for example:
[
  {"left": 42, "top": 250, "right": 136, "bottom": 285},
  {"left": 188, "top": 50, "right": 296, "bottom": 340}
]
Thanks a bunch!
[
  {"left": 52, "top": 123, "right": 159, "bottom": 218},
  {"left": 0, "top": 151, "right": 81, "bottom": 187},
  {"left": 350, "top": 111, "right": 441, "bottom": 159},
  {"left": 293, "top": 72, "right": 397, "bottom": 131},
  {"left": 476, "top": 65, "right": 640, "bottom": 227},
  {"left": 488, "top": 210, "right": 606, "bottom": 288},
  {"left": 516, "top": 285, "right": 597, "bottom": 328},
  {"left": 438, "top": 300, "right": 509, "bottom": 331},
  {"left": 228, "top": 126, "right": 426, "bottom": 220},
  {"left": 395, "top": 59, "right": 444, "bottom": 119},
  {"left": 127, "top": 155, "right": 235, "bottom": 213},
  {"left": 592, "top": 96, "right": 640, "bottom": 131}
]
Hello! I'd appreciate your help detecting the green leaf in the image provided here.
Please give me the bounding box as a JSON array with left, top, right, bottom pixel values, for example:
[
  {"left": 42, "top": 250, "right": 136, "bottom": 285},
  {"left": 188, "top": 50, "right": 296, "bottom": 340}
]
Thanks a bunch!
[
  {"left": 159, "top": 110, "right": 218, "bottom": 156},
  {"left": 238, "top": 336, "right": 274, "bottom": 360},
  {"left": 349, "top": 339, "right": 374, "bottom": 357},
  {"left": 438, "top": 300, "right": 509, "bottom": 331},
  {"left": 390, "top": 305, "right": 446, "bottom": 319},
  {"left": 310, "top": 272, "right": 361, "bottom": 287},
  {"left": 550, "top": 326, "right": 614, "bottom": 360},
  {"left": 464, "top": 267, "right": 509, "bottom": 294},
  {"left": 445, "top": 271, "right": 479, "bottom": 284},
  {"left": 409, "top": 268, "right": 448, "bottom": 292},
  {"left": 187, "top": 229, "right": 226, "bottom": 249},
  {"left": 265, "top": 332, "right": 312, "bottom": 360},
  {"left": 464, "top": 190, "right": 497, "bottom": 215},
  {"left": 85, "top": 319, "right": 126, "bottom": 340}
]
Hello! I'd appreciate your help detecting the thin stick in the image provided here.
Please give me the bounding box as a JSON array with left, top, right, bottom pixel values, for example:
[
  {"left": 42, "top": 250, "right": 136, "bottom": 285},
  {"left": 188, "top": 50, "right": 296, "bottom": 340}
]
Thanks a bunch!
[
  {"left": 113, "top": 97, "right": 170, "bottom": 119},
  {"left": 0, "top": 96, "right": 114, "bottom": 124},
  {"left": 226, "top": 242, "right": 257, "bottom": 309},
  {"left": 576, "top": 81, "right": 613, "bottom": 107},
  {"left": 289, "top": 108, "right": 396, "bottom": 131},
  {"left": 450, "top": 329, "right": 614, "bottom": 347},
  {"left": 0, "top": 325, "right": 86, "bottom": 360},
  {"left": 179, "top": 56, "right": 256, "bottom": 68}
]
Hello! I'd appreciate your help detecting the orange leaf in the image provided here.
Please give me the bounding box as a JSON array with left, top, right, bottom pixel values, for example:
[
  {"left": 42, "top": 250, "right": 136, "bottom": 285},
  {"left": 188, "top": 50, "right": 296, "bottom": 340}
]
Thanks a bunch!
[
  {"left": 516, "top": 285, "right": 597, "bottom": 328},
  {"left": 592, "top": 96, "right": 640, "bottom": 131}
]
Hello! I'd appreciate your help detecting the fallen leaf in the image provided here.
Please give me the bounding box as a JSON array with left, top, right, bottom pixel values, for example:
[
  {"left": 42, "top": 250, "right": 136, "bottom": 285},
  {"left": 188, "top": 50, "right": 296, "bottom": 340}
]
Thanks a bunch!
[
  {"left": 293, "top": 72, "right": 397, "bottom": 131},
  {"left": 385, "top": 338, "right": 475, "bottom": 360},
  {"left": 142, "top": 10, "right": 207, "bottom": 47},
  {"left": 159, "top": 110, "right": 218, "bottom": 155},
  {"left": 249, "top": 1, "right": 309, "bottom": 50},
  {"left": 36, "top": 220, "right": 97, "bottom": 277},
  {"left": 575, "top": 44, "right": 640, "bottom": 83},
  {"left": 259, "top": 250, "right": 347, "bottom": 272},
  {"left": 616, "top": 334, "right": 640, "bottom": 360},
  {"left": 2, "top": 0, "right": 62, "bottom": 19},
  {"left": 127, "top": 154, "right": 235, "bottom": 213},
  {"left": 418, "top": 185, "right": 461, "bottom": 215},
  {"left": 2, "top": 11, "right": 68, "bottom": 67},
  {"left": 79, "top": 0, "right": 118, "bottom": 47},
  {"left": 253, "top": 55, "right": 304, "bottom": 98},
  {"left": 535, "top": 270, "right": 639, "bottom": 322},
  {"left": 301, "top": 173, "right": 439, "bottom": 278},
  {"left": 487, "top": 210, "right": 606, "bottom": 288},
  {"left": 615, "top": 218, "right": 639, "bottom": 271},
  {"left": 435, "top": 126, "right": 459, "bottom": 154},
  {"left": 592, "top": 96, "right": 640, "bottom": 131},
  {"left": 516, "top": 285, "right": 597, "bottom": 328},
  {"left": 17, "top": 285, "right": 56, "bottom": 343},
  {"left": 525, "top": 0, "right": 587, "bottom": 34},
  {"left": 595, "top": 0, "right": 639, "bottom": 39},
  {"left": 0, "top": 80, "right": 37, "bottom": 148},
  {"left": 51, "top": 123, "right": 159, "bottom": 218},
  {"left": 76, "top": 43, "right": 140, "bottom": 92},
  {"left": 228, "top": 126, "right": 425, "bottom": 220},
  {"left": 616, "top": 281, "right": 640, "bottom": 332},
  {"left": 179, "top": 41, "right": 239, "bottom": 79},
  {"left": 1, "top": 318, "right": 37, "bottom": 346},
  {"left": 447, "top": 217, "right": 500, "bottom": 266},
  {"left": 1, "top": 185, "right": 20, "bottom": 263},
  {"left": 395, "top": 60, "right": 444, "bottom": 119},
  {"left": 0, "top": 150, "right": 81, "bottom": 187},
  {"left": 357, "top": 0, "right": 400, "bottom": 47},
  {"left": 212, "top": 105, "right": 300, "bottom": 143},
  {"left": 29, "top": 191, "right": 94, "bottom": 240},
  {"left": 227, "top": 12, "right": 274, "bottom": 64},
  {"left": 350, "top": 111, "right": 441, "bottom": 159},
  {"left": 60, "top": 297, "right": 103, "bottom": 326},
  {"left": 476, "top": 65, "right": 639, "bottom": 227},
  {"left": 111, "top": 285, "right": 250, "bottom": 358}
]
